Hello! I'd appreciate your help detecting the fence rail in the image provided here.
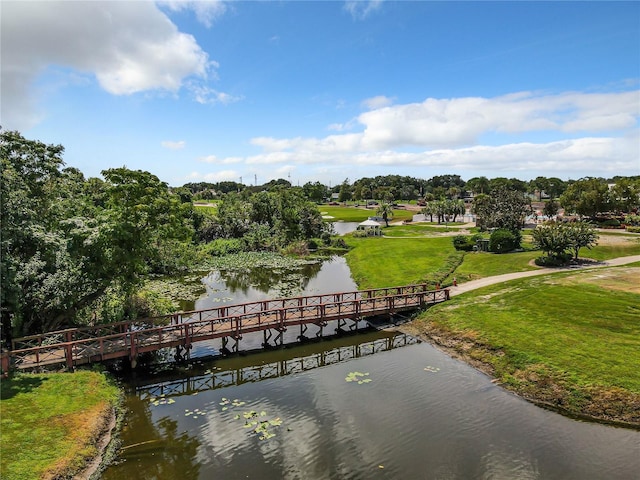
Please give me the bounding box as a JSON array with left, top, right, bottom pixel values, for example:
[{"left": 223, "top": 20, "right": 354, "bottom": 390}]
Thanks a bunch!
[{"left": 2, "top": 284, "right": 449, "bottom": 372}]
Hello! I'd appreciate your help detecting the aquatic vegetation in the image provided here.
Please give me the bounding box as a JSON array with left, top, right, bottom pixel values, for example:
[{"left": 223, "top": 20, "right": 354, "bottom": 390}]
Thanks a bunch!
[
  {"left": 149, "top": 395, "right": 176, "bottom": 406},
  {"left": 345, "top": 371, "right": 372, "bottom": 384},
  {"left": 217, "top": 397, "right": 284, "bottom": 441}
]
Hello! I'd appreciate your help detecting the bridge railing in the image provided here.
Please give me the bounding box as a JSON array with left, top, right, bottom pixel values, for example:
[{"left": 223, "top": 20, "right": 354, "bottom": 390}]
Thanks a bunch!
[{"left": 6, "top": 284, "right": 448, "bottom": 370}]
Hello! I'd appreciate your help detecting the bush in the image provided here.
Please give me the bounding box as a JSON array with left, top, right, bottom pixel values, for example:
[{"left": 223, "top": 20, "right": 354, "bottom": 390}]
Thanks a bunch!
[
  {"left": 626, "top": 226, "right": 640, "bottom": 233},
  {"left": 534, "top": 252, "right": 572, "bottom": 267},
  {"left": 600, "top": 218, "right": 621, "bottom": 228},
  {"left": 489, "top": 229, "right": 519, "bottom": 253},
  {"left": 452, "top": 235, "right": 474, "bottom": 251},
  {"left": 199, "top": 238, "right": 245, "bottom": 257}
]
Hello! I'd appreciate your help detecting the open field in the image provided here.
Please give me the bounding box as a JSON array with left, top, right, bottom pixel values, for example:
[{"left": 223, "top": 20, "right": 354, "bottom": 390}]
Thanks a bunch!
[
  {"left": 319, "top": 204, "right": 415, "bottom": 222},
  {"left": 0, "top": 371, "right": 120, "bottom": 480}
]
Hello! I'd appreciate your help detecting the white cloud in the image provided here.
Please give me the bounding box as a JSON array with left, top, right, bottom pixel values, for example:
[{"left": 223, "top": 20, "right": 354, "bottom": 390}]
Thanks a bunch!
[
  {"left": 344, "top": 1, "right": 384, "bottom": 20},
  {"left": 189, "top": 83, "right": 243, "bottom": 105},
  {"left": 161, "top": 140, "right": 186, "bottom": 150},
  {"left": 362, "top": 95, "right": 393, "bottom": 110},
  {"left": 159, "top": 0, "right": 227, "bottom": 28},
  {"left": 356, "top": 90, "right": 639, "bottom": 149},
  {"left": 1, "top": 1, "right": 224, "bottom": 130}
]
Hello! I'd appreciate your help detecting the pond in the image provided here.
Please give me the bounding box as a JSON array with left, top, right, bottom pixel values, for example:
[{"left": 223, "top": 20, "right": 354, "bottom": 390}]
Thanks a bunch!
[{"left": 103, "top": 257, "right": 640, "bottom": 479}]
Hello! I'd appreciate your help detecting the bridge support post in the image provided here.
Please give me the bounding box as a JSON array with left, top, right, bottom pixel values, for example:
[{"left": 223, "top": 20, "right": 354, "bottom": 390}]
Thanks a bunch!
[
  {"left": 1, "top": 351, "right": 10, "bottom": 376},
  {"left": 64, "top": 331, "right": 74, "bottom": 371}
]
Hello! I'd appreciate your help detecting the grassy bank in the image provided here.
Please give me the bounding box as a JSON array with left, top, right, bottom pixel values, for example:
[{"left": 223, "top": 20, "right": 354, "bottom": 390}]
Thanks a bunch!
[
  {"left": 0, "top": 371, "right": 121, "bottom": 480},
  {"left": 404, "top": 266, "right": 640, "bottom": 425},
  {"left": 344, "top": 236, "right": 458, "bottom": 288}
]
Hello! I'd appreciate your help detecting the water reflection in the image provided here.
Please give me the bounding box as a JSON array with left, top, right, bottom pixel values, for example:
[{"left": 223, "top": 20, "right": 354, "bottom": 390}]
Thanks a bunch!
[
  {"left": 195, "top": 256, "right": 358, "bottom": 310},
  {"left": 106, "top": 331, "right": 640, "bottom": 480},
  {"left": 108, "top": 396, "right": 201, "bottom": 480}
]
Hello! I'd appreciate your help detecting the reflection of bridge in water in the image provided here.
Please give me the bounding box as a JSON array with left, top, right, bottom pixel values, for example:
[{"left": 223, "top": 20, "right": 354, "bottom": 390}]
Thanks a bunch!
[{"left": 135, "top": 332, "right": 420, "bottom": 400}]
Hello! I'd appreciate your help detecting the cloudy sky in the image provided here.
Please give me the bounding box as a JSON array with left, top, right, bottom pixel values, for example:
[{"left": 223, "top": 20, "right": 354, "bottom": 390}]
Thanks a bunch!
[{"left": 2, "top": 1, "right": 639, "bottom": 186}]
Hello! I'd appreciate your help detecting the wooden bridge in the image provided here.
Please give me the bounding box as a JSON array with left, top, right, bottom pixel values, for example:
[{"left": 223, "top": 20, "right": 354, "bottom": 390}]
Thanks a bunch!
[{"left": 2, "top": 284, "right": 449, "bottom": 372}]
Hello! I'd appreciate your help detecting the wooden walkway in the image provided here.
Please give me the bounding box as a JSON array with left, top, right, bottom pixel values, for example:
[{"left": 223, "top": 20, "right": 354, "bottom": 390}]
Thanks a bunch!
[{"left": 2, "top": 284, "right": 449, "bottom": 371}]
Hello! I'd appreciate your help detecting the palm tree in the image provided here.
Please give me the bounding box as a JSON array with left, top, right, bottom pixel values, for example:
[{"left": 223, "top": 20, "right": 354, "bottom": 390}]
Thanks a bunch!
[{"left": 376, "top": 203, "right": 393, "bottom": 227}]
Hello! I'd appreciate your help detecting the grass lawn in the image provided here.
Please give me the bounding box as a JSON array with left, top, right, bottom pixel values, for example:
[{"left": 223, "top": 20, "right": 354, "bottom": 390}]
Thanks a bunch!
[
  {"left": 411, "top": 266, "right": 640, "bottom": 421},
  {"left": 1, "top": 371, "right": 120, "bottom": 480},
  {"left": 382, "top": 223, "right": 469, "bottom": 237},
  {"left": 319, "top": 205, "right": 414, "bottom": 222},
  {"left": 344, "top": 236, "right": 457, "bottom": 288}
]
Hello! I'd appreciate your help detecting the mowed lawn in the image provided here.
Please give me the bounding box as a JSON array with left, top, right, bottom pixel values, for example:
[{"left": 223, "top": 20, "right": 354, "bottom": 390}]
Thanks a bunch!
[
  {"left": 418, "top": 267, "right": 640, "bottom": 393},
  {"left": 344, "top": 236, "right": 456, "bottom": 288},
  {"left": 319, "top": 205, "right": 414, "bottom": 222},
  {"left": 1, "top": 371, "right": 120, "bottom": 480}
]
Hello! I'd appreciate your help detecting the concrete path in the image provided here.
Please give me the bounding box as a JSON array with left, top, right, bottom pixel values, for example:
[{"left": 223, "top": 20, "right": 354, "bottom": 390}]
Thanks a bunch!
[{"left": 448, "top": 255, "right": 640, "bottom": 297}]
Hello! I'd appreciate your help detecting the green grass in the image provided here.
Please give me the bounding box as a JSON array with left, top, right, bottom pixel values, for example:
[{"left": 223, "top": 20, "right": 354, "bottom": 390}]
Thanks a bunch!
[
  {"left": 417, "top": 269, "right": 640, "bottom": 393},
  {"left": 344, "top": 236, "right": 456, "bottom": 288},
  {"left": 194, "top": 204, "right": 218, "bottom": 215},
  {"left": 319, "top": 205, "right": 414, "bottom": 222},
  {"left": 382, "top": 223, "right": 469, "bottom": 237},
  {"left": 1, "top": 371, "right": 120, "bottom": 480}
]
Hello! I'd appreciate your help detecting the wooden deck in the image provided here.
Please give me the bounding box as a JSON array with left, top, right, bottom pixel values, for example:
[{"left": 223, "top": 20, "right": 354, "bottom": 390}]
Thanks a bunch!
[{"left": 2, "top": 284, "right": 449, "bottom": 371}]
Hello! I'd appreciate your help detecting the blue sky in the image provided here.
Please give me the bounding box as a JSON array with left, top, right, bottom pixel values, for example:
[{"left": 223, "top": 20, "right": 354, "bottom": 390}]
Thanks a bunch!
[{"left": 2, "top": 1, "right": 639, "bottom": 187}]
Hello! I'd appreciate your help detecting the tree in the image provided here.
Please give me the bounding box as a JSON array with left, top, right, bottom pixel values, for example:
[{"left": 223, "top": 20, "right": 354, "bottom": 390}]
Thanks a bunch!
[
  {"left": 609, "top": 178, "right": 640, "bottom": 214},
  {"left": 376, "top": 203, "right": 393, "bottom": 227},
  {"left": 465, "top": 176, "right": 489, "bottom": 195},
  {"left": 532, "top": 223, "right": 573, "bottom": 261},
  {"left": 560, "top": 178, "right": 609, "bottom": 219},
  {"left": 472, "top": 187, "right": 531, "bottom": 245},
  {"left": 302, "top": 181, "right": 328, "bottom": 203},
  {"left": 565, "top": 221, "right": 599, "bottom": 260},
  {"left": 1, "top": 132, "right": 197, "bottom": 337},
  {"left": 532, "top": 221, "right": 598, "bottom": 263},
  {"left": 543, "top": 200, "right": 560, "bottom": 218},
  {"left": 337, "top": 179, "right": 352, "bottom": 203}
]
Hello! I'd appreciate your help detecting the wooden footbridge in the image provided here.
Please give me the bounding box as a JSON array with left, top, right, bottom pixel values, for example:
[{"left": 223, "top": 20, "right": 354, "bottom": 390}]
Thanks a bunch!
[{"left": 2, "top": 284, "right": 449, "bottom": 372}]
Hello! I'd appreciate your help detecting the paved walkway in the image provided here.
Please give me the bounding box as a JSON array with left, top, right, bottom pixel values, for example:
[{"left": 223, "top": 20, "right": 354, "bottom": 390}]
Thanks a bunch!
[{"left": 448, "top": 255, "right": 640, "bottom": 297}]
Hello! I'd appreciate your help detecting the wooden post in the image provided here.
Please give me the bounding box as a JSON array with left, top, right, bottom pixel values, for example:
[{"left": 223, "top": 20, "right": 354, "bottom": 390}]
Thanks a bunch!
[
  {"left": 65, "top": 331, "right": 74, "bottom": 370},
  {"left": 1, "top": 351, "right": 10, "bottom": 376}
]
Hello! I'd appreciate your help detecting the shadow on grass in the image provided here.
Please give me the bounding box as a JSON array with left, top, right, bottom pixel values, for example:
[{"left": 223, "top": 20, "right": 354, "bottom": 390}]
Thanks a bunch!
[{"left": 0, "top": 375, "right": 47, "bottom": 400}]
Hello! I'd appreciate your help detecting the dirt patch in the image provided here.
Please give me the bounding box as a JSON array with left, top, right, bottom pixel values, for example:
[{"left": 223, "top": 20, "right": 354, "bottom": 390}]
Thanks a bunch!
[
  {"left": 399, "top": 321, "right": 640, "bottom": 428},
  {"left": 555, "top": 267, "right": 640, "bottom": 294}
]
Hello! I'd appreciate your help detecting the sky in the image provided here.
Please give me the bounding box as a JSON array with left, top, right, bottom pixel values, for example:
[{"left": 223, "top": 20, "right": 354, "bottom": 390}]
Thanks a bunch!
[{"left": 2, "top": 1, "right": 639, "bottom": 187}]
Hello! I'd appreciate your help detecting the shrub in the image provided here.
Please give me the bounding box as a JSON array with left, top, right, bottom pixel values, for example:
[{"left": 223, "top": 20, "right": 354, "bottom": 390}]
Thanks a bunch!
[
  {"left": 600, "top": 218, "right": 621, "bottom": 228},
  {"left": 624, "top": 215, "right": 640, "bottom": 226},
  {"left": 534, "top": 252, "right": 572, "bottom": 267},
  {"left": 489, "top": 229, "right": 519, "bottom": 253},
  {"left": 452, "top": 235, "right": 475, "bottom": 251},
  {"left": 626, "top": 226, "right": 640, "bottom": 233}
]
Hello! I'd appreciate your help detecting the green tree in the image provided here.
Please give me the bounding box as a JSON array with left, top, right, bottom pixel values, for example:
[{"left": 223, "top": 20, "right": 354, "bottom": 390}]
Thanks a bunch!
[
  {"left": 466, "top": 176, "right": 489, "bottom": 195},
  {"left": 376, "top": 203, "right": 393, "bottom": 227},
  {"left": 560, "top": 178, "right": 610, "bottom": 219},
  {"left": 338, "top": 179, "right": 352, "bottom": 203},
  {"left": 565, "top": 221, "right": 599, "bottom": 260}
]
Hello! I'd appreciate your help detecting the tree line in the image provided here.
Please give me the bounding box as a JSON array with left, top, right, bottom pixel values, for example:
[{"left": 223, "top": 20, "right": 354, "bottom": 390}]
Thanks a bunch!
[{"left": 1, "top": 132, "right": 328, "bottom": 340}]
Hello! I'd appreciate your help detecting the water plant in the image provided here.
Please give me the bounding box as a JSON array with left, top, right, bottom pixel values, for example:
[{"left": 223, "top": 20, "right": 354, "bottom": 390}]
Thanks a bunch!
[{"left": 345, "top": 371, "right": 372, "bottom": 384}]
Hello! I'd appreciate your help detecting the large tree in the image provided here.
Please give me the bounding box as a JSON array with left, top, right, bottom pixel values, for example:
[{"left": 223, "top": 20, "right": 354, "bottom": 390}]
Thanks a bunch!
[
  {"left": 560, "top": 178, "right": 610, "bottom": 219},
  {"left": 472, "top": 187, "right": 532, "bottom": 243},
  {"left": 1, "top": 132, "right": 194, "bottom": 337}
]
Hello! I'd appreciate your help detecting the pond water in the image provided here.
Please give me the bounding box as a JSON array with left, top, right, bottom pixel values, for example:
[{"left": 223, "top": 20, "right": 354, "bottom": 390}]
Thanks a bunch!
[
  {"left": 331, "top": 221, "right": 360, "bottom": 236},
  {"left": 103, "top": 257, "right": 640, "bottom": 479}
]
